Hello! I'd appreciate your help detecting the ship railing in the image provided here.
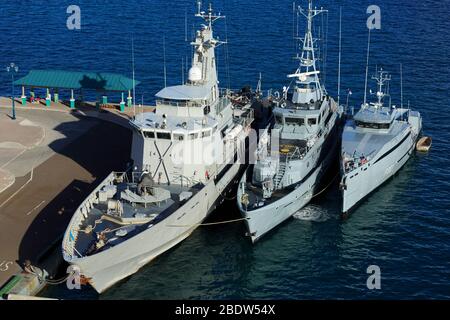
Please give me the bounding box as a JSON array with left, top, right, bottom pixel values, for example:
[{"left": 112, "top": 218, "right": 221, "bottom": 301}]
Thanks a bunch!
[
  {"left": 63, "top": 172, "right": 119, "bottom": 260},
  {"left": 234, "top": 108, "right": 254, "bottom": 128},
  {"left": 219, "top": 87, "right": 242, "bottom": 97},
  {"left": 286, "top": 146, "right": 308, "bottom": 162},
  {"left": 342, "top": 149, "right": 376, "bottom": 174}
]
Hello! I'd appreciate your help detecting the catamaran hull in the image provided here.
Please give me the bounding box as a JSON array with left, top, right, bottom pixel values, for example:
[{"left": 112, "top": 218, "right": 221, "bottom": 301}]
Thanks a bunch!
[
  {"left": 67, "top": 162, "right": 243, "bottom": 294},
  {"left": 341, "top": 129, "right": 419, "bottom": 214}
]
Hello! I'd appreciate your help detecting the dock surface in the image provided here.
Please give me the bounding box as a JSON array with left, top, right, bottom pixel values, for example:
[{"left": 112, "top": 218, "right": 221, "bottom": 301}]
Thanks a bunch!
[{"left": 0, "top": 100, "right": 135, "bottom": 293}]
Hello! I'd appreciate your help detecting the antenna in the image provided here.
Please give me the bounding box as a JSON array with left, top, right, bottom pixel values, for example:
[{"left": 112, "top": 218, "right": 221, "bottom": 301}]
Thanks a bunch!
[
  {"left": 223, "top": 3, "right": 231, "bottom": 90},
  {"left": 337, "top": 6, "right": 342, "bottom": 106},
  {"left": 182, "top": 57, "right": 185, "bottom": 84},
  {"left": 163, "top": 36, "right": 167, "bottom": 88},
  {"left": 197, "top": 0, "right": 202, "bottom": 16},
  {"left": 256, "top": 72, "right": 262, "bottom": 94},
  {"left": 363, "top": 29, "right": 371, "bottom": 106},
  {"left": 185, "top": 8, "right": 188, "bottom": 42},
  {"left": 400, "top": 63, "right": 404, "bottom": 108},
  {"left": 292, "top": 2, "right": 296, "bottom": 51},
  {"left": 132, "top": 36, "right": 136, "bottom": 117},
  {"left": 387, "top": 79, "right": 392, "bottom": 108},
  {"left": 323, "top": 10, "right": 329, "bottom": 91}
]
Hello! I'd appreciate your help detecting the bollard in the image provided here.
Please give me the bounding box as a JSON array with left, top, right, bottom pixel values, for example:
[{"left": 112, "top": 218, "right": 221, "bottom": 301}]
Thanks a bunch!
[
  {"left": 120, "top": 101, "right": 125, "bottom": 112},
  {"left": 70, "top": 98, "right": 75, "bottom": 109}
]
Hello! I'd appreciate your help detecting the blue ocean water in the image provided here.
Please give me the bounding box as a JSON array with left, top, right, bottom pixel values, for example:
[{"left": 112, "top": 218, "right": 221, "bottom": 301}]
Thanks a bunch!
[{"left": 1, "top": 0, "right": 449, "bottom": 299}]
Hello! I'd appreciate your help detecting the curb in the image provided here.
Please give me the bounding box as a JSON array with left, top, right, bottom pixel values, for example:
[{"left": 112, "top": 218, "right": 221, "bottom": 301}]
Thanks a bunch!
[{"left": 0, "top": 105, "right": 133, "bottom": 130}]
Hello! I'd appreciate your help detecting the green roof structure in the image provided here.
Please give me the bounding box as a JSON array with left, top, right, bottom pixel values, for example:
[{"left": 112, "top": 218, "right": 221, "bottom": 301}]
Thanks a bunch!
[{"left": 14, "top": 70, "right": 140, "bottom": 92}]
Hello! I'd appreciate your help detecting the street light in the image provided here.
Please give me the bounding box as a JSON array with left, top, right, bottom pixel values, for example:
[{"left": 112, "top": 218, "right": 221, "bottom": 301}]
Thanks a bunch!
[{"left": 6, "top": 63, "right": 19, "bottom": 120}]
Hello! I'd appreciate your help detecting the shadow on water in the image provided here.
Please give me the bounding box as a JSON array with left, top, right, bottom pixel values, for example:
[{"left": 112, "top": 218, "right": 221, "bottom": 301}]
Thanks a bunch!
[{"left": 17, "top": 110, "right": 132, "bottom": 280}]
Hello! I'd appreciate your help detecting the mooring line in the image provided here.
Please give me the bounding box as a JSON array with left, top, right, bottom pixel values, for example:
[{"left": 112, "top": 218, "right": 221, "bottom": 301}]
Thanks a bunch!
[
  {"left": 311, "top": 172, "right": 339, "bottom": 199},
  {"left": 166, "top": 217, "right": 249, "bottom": 228}
]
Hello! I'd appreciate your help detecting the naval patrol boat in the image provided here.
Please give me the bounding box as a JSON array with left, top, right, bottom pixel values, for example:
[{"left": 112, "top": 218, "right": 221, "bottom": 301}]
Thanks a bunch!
[
  {"left": 62, "top": 2, "right": 257, "bottom": 293},
  {"left": 236, "top": 0, "right": 343, "bottom": 243},
  {"left": 340, "top": 67, "right": 422, "bottom": 214}
]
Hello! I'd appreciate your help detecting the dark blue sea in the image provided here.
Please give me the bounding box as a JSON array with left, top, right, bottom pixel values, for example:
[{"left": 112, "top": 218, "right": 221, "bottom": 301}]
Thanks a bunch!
[{"left": 1, "top": 0, "right": 449, "bottom": 299}]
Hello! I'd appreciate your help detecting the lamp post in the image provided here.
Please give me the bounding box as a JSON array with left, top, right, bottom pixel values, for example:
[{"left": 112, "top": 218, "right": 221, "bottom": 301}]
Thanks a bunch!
[{"left": 6, "top": 63, "right": 19, "bottom": 120}]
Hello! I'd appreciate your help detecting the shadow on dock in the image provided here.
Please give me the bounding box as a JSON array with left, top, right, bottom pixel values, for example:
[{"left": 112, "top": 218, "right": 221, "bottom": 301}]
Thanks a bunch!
[{"left": 15, "top": 110, "right": 132, "bottom": 276}]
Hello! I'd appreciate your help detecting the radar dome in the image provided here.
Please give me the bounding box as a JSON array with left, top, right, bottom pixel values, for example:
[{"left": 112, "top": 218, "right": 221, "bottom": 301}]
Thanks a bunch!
[{"left": 188, "top": 66, "right": 202, "bottom": 82}]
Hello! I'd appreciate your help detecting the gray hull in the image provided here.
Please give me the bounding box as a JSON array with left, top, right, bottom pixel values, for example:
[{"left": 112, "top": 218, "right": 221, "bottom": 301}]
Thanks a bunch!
[
  {"left": 341, "top": 112, "right": 422, "bottom": 213},
  {"left": 64, "top": 163, "right": 242, "bottom": 293},
  {"left": 237, "top": 133, "right": 338, "bottom": 243}
]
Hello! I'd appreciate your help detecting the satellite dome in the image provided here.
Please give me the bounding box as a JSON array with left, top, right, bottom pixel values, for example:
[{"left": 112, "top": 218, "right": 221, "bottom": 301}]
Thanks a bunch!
[{"left": 188, "top": 66, "right": 202, "bottom": 82}]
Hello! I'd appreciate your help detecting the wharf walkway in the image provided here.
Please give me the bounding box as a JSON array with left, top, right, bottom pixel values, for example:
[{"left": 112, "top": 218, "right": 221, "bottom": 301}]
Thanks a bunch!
[{"left": 0, "top": 97, "right": 153, "bottom": 296}]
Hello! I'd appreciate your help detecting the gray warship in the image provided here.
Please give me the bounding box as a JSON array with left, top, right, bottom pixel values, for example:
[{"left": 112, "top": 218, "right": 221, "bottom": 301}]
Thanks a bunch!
[
  {"left": 62, "top": 2, "right": 261, "bottom": 293},
  {"left": 236, "top": 0, "right": 343, "bottom": 242}
]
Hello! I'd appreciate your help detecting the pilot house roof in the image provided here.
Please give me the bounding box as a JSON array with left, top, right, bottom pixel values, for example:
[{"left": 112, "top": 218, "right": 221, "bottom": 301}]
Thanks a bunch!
[
  {"left": 354, "top": 106, "right": 394, "bottom": 124},
  {"left": 156, "top": 85, "right": 210, "bottom": 101}
]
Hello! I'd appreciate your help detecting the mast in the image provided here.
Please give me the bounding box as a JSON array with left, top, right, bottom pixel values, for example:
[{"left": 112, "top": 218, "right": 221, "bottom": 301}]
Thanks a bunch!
[
  {"left": 400, "top": 63, "right": 404, "bottom": 108},
  {"left": 288, "top": 0, "right": 327, "bottom": 105},
  {"left": 188, "top": 1, "right": 226, "bottom": 102},
  {"left": 163, "top": 36, "right": 167, "bottom": 88},
  {"left": 371, "top": 68, "right": 391, "bottom": 108},
  {"left": 132, "top": 36, "right": 136, "bottom": 117},
  {"left": 363, "top": 29, "right": 371, "bottom": 106},
  {"left": 337, "top": 6, "right": 342, "bottom": 106}
]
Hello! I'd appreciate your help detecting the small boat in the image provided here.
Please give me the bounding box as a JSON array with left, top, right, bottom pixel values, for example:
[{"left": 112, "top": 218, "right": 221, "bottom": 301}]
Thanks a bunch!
[{"left": 416, "top": 136, "right": 432, "bottom": 152}]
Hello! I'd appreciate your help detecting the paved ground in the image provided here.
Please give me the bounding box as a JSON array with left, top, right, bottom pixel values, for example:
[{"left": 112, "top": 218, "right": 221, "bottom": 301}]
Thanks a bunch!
[
  {"left": 0, "top": 114, "right": 45, "bottom": 193},
  {"left": 0, "top": 103, "right": 133, "bottom": 289}
]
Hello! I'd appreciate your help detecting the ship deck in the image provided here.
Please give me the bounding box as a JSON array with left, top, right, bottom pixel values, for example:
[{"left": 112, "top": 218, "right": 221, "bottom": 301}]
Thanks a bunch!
[
  {"left": 243, "top": 182, "right": 294, "bottom": 210},
  {"left": 342, "top": 119, "right": 409, "bottom": 158},
  {"left": 72, "top": 180, "right": 203, "bottom": 257}
]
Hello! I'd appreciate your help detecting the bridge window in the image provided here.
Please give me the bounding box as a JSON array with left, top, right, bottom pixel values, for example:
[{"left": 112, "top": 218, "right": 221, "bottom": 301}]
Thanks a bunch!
[
  {"left": 156, "top": 132, "right": 171, "bottom": 139},
  {"left": 285, "top": 117, "right": 304, "bottom": 125},
  {"left": 202, "top": 130, "right": 211, "bottom": 138},
  {"left": 308, "top": 118, "right": 317, "bottom": 125},
  {"left": 173, "top": 133, "right": 185, "bottom": 141},
  {"left": 355, "top": 121, "right": 390, "bottom": 129},
  {"left": 275, "top": 114, "right": 283, "bottom": 124},
  {"left": 143, "top": 131, "right": 155, "bottom": 138},
  {"left": 188, "top": 132, "right": 198, "bottom": 140}
]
